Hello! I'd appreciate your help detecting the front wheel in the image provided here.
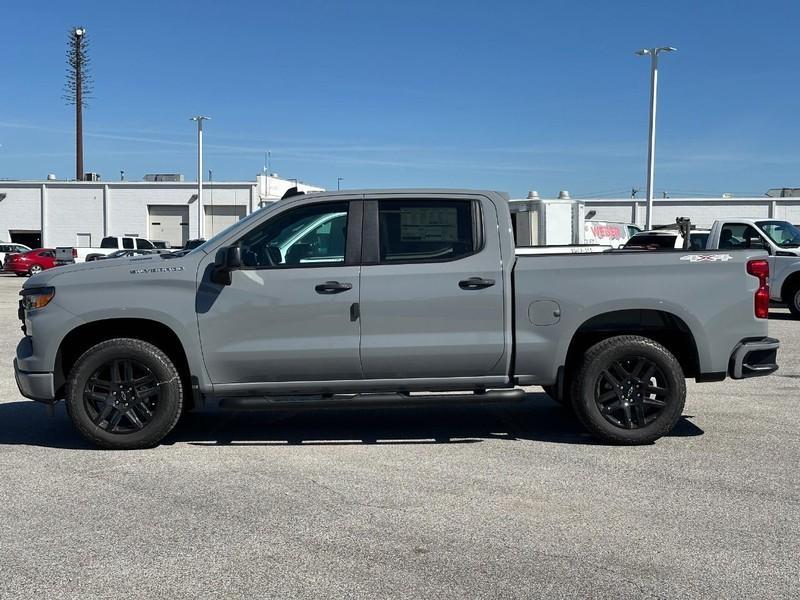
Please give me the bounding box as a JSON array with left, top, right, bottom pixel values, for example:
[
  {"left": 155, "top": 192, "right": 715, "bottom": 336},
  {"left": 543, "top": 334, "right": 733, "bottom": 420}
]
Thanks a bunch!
[
  {"left": 787, "top": 286, "right": 800, "bottom": 318},
  {"left": 569, "top": 335, "right": 686, "bottom": 445},
  {"left": 65, "top": 338, "right": 183, "bottom": 449},
  {"left": 28, "top": 265, "right": 42, "bottom": 276}
]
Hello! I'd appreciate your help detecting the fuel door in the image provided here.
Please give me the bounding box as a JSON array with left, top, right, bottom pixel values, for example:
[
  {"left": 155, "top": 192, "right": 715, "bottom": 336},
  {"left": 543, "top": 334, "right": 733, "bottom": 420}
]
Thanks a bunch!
[{"left": 529, "top": 300, "right": 561, "bottom": 326}]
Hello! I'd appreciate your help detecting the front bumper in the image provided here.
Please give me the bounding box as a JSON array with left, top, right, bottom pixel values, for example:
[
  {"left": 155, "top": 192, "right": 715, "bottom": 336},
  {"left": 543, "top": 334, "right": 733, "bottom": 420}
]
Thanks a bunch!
[
  {"left": 729, "top": 337, "right": 779, "bottom": 379},
  {"left": 14, "top": 358, "right": 56, "bottom": 403}
]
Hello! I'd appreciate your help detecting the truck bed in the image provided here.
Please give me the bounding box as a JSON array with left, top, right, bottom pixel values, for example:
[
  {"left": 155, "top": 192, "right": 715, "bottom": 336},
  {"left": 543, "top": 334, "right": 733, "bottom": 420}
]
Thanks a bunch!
[{"left": 511, "top": 248, "right": 768, "bottom": 383}]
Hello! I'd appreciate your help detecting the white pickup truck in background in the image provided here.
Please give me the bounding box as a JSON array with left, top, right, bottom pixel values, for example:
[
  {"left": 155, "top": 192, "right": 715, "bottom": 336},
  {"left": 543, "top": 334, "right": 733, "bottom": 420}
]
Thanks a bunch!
[
  {"left": 56, "top": 236, "right": 158, "bottom": 264},
  {"left": 705, "top": 218, "right": 800, "bottom": 316}
]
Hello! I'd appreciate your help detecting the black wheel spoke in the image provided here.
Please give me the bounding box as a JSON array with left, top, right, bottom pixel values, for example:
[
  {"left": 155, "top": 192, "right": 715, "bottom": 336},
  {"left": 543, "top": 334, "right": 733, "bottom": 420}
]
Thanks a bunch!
[
  {"left": 123, "top": 360, "right": 134, "bottom": 383},
  {"left": 133, "top": 400, "right": 153, "bottom": 420},
  {"left": 611, "top": 361, "right": 631, "bottom": 380},
  {"left": 633, "top": 402, "right": 647, "bottom": 426},
  {"left": 597, "top": 390, "right": 619, "bottom": 403},
  {"left": 630, "top": 358, "right": 647, "bottom": 379},
  {"left": 93, "top": 403, "right": 115, "bottom": 426},
  {"left": 86, "top": 391, "right": 109, "bottom": 404},
  {"left": 643, "top": 397, "right": 666, "bottom": 407},
  {"left": 647, "top": 385, "right": 668, "bottom": 396},
  {"left": 110, "top": 361, "right": 122, "bottom": 384},
  {"left": 108, "top": 410, "right": 125, "bottom": 431},
  {"left": 621, "top": 404, "right": 634, "bottom": 429},
  {"left": 601, "top": 369, "right": 622, "bottom": 388},
  {"left": 639, "top": 363, "right": 657, "bottom": 384},
  {"left": 88, "top": 377, "right": 111, "bottom": 389},
  {"left": 125, "top": 409, "right": 145, "bottom": 430}
]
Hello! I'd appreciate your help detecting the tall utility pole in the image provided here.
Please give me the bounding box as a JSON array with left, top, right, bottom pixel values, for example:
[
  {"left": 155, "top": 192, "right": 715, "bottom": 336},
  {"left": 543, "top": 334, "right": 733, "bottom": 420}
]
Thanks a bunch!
[
  {"left": 190, "top": 116, "right": 210, "bottom": 238},
  {"left": 635, "top": 46, "right": 676, "bottom": 229},
  {"left": 64, "top": 27, "right": 92, "bottom": 181}
]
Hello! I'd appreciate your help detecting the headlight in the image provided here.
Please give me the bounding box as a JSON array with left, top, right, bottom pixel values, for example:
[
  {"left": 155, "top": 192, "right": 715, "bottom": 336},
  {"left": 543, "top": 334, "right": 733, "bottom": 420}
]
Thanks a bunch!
[{"left": 20, "top": 287, "right": 55, "bottom": 310}]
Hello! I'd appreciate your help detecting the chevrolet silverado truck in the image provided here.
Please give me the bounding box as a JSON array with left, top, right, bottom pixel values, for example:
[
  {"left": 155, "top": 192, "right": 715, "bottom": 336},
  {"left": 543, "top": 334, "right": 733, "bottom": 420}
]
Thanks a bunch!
[{"left": 14, "top": 189, "right": 779, "bottom": 449}]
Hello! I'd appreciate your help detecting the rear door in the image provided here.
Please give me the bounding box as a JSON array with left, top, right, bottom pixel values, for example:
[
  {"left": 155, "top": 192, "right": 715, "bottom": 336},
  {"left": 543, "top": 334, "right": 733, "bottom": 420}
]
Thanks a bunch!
[{"left": 358, "top": 194, "right": 506, "bottom": 379}]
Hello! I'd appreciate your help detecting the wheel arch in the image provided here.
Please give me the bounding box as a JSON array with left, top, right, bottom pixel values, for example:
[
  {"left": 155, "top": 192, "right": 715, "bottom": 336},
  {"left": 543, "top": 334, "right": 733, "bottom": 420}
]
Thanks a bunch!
[
  {"left": 780, "top": 271, "right": 800, "bottom": 304},
  {"left": 563, "top": 309, "right": 700, "bottom": 378},
  {"left": 55, "top": 318, "right": 193, "bottom": 403}
]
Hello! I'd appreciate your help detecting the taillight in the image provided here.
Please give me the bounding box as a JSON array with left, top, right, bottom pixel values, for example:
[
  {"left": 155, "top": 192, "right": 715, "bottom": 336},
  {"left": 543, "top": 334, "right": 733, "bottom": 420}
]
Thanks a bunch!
[
  {"left": 72, "top": 248, "right": 77, "bottom": 257},
  {"left": 747, "top": 259, "right": 770, "bottom": 319}
]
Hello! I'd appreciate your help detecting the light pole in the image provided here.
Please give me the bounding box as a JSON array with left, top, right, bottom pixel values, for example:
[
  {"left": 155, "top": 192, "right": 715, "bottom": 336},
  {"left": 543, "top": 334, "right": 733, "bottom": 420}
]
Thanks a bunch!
[
  {"left": 190, "top": 115, "right": 210, "bottom": 238},
  {"left": 337, "top": 177, "right": 343, "bottom": 190},
  {"left": 208, "top": 168, "right": 214, "bottom": 236},
  {"left": 635, "top": 46, "right": 676, "bottom": 230}
]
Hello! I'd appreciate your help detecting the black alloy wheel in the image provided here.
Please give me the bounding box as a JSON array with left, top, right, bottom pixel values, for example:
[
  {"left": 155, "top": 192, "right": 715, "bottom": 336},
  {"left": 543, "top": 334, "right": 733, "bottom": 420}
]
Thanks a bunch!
[
  {"left": 570, "top": 335, "right": 686, "bottom": 445},
  {"left": 83, "top": 359, "right": 160, "bottom": 433},
  {"left": 593, "top": 356, "right": 669, "bottom": 429},
  {"left": 66, "top": 338, "right": 183, "bottom": 449}
]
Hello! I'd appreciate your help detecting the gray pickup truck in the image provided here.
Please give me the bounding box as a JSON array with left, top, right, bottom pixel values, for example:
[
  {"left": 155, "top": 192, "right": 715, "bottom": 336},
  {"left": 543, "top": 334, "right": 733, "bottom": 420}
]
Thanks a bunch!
[{"left": 14, "top": 189, "right": 779, "bottom": 449}]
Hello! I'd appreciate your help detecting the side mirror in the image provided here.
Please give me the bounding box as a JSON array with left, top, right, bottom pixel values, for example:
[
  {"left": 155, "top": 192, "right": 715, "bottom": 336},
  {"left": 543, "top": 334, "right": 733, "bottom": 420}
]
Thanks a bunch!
[{"left": 212, "top": 246, "right": 242, "bottom": 285}]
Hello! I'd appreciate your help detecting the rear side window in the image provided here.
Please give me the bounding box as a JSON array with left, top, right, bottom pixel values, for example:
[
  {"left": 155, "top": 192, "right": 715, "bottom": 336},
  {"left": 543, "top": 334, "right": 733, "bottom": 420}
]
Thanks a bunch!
[
  {"left": 624, "top": 234, "right": 676, "bottom": 249},
  {"left": 689, "top": 233, "right": 709, "bottom": 250},
  {"left": 122, "top": 238, "right": 134, "bottom": 249},
  {"left": 378, "top": 199, "right": 476, "bottom": 263},
  {"left": 100, "top": 237, "right": 118, "bottom": 248}
]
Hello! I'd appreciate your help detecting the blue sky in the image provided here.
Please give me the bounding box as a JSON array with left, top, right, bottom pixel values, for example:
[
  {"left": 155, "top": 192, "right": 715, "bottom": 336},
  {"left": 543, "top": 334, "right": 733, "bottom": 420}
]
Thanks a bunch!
[{"left": 1, "top": 0, "right": 798, "bottom": 197}]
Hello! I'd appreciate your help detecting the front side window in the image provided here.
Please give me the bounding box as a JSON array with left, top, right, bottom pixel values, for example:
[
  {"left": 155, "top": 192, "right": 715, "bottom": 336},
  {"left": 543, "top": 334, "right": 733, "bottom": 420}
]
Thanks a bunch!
[
  {"left": 719, "top": 224, "right": 768, "bottom": 250},
  {"left": 378, "top": 199, "right": 475, "bottom": 263},
  {"left": 238, "top": 202, "right": 349, "bottom": 268},
  {"left": 136, "top": 239, "right": 155, "bottom": 249}
]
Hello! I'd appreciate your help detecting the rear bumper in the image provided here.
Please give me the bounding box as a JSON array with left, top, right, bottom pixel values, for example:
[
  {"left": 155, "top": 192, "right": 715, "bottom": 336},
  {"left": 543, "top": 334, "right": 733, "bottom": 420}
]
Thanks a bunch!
[
  {"left": 13, "top": 358, "right": 57, "bottom": 403},
  {"left": 729, "top": 337, "right": 779, "bottom": 379}
]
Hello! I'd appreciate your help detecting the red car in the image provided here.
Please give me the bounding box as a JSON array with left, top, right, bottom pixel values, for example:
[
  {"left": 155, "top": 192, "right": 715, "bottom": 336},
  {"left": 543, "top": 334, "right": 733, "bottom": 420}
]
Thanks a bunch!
[{"left": 4, "top": 248, "right": 57, "bottom": 276}]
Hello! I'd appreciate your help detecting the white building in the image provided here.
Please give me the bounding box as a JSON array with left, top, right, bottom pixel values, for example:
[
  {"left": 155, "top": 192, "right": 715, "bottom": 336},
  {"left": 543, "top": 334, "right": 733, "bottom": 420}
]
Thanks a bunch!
[
  {"left": 0, "top": 174, "right": 324, "bottom": 249},
  {"left": 581, "top": 196, "right": 800, "bottom": 229}
]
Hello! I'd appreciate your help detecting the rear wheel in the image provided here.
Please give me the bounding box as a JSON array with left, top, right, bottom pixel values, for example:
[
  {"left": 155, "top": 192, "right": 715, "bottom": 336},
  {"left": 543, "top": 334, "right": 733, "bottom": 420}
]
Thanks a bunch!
[
  {"left": 787, "top": 286, "right": 800, "bottom": 318},
  {"left": 570, "top": 335, "right": 685, "bottom": 445},
  {"left": 65, "top": 338, "right": 183, "bottom": 449}
]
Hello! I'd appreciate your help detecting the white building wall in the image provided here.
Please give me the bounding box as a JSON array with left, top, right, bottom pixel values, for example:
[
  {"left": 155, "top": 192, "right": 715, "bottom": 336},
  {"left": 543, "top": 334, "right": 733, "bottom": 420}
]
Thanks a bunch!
[
  {"left": 44, "top": 185, "right": 105, "bottom": 247},
  {"left": 584, "top": 197, "right": 783, "bottom": 229},
  {"left": 0, "top": 186, "right": 41, "bottom": 241},
  {"left": 0, "top": 177, "right": 317, "bottom": 249}
]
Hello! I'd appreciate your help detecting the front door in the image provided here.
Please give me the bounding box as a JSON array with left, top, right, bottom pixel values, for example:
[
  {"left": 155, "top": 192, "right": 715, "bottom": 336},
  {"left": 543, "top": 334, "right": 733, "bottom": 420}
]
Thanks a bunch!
[
  {"left": 358, "top": 195, "right": 506, "bottom": 379},
  {"left": 197, "top": 199, "right": 363, "bottom": 384}
]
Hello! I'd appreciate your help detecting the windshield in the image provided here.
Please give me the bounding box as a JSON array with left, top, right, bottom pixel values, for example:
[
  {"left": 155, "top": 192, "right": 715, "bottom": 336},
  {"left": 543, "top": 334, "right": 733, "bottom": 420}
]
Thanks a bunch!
[{"left": 757, "top": 220, "right": 800, "bottom": 247}]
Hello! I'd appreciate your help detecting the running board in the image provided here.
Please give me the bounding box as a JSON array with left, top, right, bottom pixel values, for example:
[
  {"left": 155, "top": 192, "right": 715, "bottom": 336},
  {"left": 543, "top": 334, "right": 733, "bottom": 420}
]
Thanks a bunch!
[{"left": 218, "top": 389, "right": 526, "bottom": 411}]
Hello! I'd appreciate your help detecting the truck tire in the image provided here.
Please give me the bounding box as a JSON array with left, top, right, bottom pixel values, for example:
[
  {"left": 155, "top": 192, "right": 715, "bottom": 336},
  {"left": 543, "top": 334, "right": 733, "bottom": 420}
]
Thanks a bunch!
[
  {"left": 787, "top": 286, "right": 800, "bottom": 318},
  {"left": 65, "top": 338, "right": 183, "bottom": 449},
  {"left": 569, "top": 335, "right": 685, "bottom": 445}
]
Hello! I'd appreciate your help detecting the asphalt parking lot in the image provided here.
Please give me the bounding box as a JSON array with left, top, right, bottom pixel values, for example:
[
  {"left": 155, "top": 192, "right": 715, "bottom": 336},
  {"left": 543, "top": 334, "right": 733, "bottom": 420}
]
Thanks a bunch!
[{"left": 0, "top": 274, "right": 797, "bottom": 599}]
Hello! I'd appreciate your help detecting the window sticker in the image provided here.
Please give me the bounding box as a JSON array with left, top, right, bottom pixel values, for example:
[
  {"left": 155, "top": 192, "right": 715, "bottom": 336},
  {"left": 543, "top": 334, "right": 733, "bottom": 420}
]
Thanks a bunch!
[{"left": 400, "top": 208, "right": 458, "bottom": 242}]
